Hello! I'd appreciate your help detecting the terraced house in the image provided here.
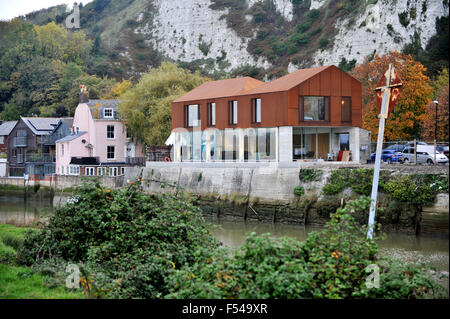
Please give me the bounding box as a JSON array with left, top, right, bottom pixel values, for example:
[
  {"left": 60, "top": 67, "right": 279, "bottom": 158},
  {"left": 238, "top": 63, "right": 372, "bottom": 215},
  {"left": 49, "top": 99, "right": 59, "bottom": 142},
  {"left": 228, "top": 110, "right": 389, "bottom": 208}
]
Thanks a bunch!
[
  {"left": 171, "top": 65, "right": 371, "bottom": 163},
  {"left": 56, "top": 94, "right": 145, "bottom": 177}
]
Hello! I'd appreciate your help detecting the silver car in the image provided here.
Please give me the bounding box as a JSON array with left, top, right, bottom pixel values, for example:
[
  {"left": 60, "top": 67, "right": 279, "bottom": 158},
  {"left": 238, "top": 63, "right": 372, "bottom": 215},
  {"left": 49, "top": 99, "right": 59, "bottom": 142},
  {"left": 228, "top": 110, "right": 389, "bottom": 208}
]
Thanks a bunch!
[{"left": 402, "top": 146, "right": 449, "bottom": 164}]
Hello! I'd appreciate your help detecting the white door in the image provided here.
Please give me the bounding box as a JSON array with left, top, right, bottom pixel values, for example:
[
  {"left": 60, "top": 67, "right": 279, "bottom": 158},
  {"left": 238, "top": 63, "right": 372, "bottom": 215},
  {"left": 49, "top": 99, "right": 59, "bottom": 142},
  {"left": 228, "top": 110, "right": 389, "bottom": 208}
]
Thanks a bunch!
[{"left": 124, "top": 143, "right": 136, "bottom": 158}]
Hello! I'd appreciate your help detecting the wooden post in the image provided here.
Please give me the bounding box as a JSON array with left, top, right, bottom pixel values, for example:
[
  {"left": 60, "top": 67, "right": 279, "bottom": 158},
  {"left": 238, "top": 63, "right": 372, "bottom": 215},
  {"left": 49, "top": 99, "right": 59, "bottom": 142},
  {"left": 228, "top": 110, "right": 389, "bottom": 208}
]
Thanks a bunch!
[{"left": 413, "top": 139, "right": 417, "bottom": 165}]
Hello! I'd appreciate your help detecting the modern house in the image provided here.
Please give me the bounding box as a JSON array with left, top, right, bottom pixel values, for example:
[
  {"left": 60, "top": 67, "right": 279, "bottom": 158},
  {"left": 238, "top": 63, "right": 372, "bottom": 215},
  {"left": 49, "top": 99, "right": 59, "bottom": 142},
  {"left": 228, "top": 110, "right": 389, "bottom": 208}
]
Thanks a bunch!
[
  {"left": 56, "top": 93, "right": 145, "bottom": 176},
  {"left": 171, "top": 65, "right": 371, "bottom": 163},
  {"left": 0, "top": 120, "right": 17, "bottom": 177},
  {"left": 7, "top": 117, "right": 61, "bottom": 179}
]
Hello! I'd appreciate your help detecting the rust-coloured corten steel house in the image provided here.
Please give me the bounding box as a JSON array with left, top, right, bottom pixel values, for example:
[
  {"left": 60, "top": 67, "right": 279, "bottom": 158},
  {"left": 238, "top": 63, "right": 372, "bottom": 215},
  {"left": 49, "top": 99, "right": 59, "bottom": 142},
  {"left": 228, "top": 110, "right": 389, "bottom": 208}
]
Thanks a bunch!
[{"left": 171, "top": 65, "right": 371, "bottom": 163}]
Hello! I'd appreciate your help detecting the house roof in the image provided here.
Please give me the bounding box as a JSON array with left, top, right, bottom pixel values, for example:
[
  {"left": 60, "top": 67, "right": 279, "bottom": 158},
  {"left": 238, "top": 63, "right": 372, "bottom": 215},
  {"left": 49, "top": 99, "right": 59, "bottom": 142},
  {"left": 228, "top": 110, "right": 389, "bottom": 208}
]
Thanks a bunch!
[
  {"left": 55, "top": 131, "right": 86, "bottom": 143},
  {"left": 21, "top": 117, "right": 60, "bottom": 135},
  {"left": 87, "top": 100, "right": 121, "bottom": 120},
  {"left": 244, "top": 65, "right": 332, "bottom": 95},
  {"left": 0, "top": 121, "right": 17, "bottom": 136},
  {"left": 173, "top": 77, "right": 265, "bottom": 103}
]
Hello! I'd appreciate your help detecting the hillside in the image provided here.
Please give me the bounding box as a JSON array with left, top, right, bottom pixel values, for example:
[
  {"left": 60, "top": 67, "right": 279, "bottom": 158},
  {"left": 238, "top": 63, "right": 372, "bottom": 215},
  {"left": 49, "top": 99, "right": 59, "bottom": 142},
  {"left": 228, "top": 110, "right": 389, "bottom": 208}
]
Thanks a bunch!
[{"left": 23, "top": 0, "right": 448, "bottom": 80}]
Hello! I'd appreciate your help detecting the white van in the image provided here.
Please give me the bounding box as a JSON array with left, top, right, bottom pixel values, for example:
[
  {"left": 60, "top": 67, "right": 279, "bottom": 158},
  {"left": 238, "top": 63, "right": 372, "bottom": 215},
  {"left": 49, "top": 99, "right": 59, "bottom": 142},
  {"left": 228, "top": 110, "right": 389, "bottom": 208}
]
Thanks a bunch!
[{"left": 402, "top": 145, "right": 449, "bottom": 164}]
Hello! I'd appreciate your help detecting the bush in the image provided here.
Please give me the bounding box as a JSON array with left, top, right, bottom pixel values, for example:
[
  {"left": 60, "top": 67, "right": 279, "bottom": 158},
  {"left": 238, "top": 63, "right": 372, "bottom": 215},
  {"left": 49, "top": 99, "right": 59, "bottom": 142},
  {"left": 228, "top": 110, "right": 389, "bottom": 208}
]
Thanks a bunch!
[
  {"left": 294, "top": 185, "right": 305, "bottom": 197},
  {"left": 168, "top": 197, "right": 444, "bottom": 298},
  {"left": 17, "top": 181, "right": 219, "bottom": 298},
  {"left": 299, "top": 168, "right": 322, "bottom": 182}
]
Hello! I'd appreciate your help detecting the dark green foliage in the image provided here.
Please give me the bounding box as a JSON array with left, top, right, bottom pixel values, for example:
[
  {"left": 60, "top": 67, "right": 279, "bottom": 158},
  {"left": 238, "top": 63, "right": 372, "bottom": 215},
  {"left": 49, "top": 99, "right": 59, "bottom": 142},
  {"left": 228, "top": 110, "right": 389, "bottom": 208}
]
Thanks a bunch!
[
  {"left": 299, "top": 168, "right": 322, "bottom": 182},
  {"left": 398, "top": 11, "right": 410, "bottom": 28},
  {"left": 294, "top": 185, "right": 305, "bottom": 197},
  {"left": 17, "top": 181, "right": 219, "bottom": 298},
  {"left": 338, "top": 58, "right": 356, "bottom": 72},
  {"left": 384, "top": 174, "right": 449, "bottom": 206},
  {"left": 319, "top": 37, "right": 330, "bottom": 49},
  {"left": 168, "top": 197, "right": 444, "bottom": 298},
  {"left": 323, "top": 168, "right": 448, "bottom": 206}
]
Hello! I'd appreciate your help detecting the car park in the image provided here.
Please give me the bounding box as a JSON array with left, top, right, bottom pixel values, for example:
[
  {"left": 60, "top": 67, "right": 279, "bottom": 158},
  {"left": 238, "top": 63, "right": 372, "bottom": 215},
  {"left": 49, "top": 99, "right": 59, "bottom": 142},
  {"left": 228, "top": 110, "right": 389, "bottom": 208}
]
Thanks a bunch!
[
  {"left": 370, "top": 149, "right": 403, "bottom": 163},
  {"left": 402, "top": 145, "right": 449, "bottom": 164}
]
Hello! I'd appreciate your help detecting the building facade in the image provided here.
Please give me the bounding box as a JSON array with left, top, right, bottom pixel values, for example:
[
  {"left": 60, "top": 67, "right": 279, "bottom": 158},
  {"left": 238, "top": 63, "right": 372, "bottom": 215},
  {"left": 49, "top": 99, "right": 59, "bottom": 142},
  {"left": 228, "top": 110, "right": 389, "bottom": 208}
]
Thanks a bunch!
[
  {"left": 0, "top": 120, "right": 17, "bottom": 177},
  {"left": 56, "top": 98, "right": 145, "bottom": 176},
  {"left": 7, "top": 117, "right": 61, "bottom": 179},
  {"left": 171, "top": 65, "right": 371, "bottom": 163}
]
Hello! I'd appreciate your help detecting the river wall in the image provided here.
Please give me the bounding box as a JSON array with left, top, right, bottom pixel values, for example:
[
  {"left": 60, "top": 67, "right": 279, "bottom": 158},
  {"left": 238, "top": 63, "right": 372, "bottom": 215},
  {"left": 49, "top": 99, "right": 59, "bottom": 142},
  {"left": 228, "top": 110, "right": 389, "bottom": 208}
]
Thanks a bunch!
[{"left": 127, "top": 162, "right": 449, "bottom": 236}]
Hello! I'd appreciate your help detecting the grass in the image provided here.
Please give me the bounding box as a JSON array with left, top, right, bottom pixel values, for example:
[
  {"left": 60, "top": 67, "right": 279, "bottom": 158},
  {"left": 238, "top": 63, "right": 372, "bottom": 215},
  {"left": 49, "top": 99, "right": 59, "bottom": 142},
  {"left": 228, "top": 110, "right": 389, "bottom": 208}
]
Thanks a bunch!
[
  {"left": 0, "top": 224, "right": 86, "bottom": 299},
  {"left": 0, "top": 264, "right": 85, "bottom": 299}
]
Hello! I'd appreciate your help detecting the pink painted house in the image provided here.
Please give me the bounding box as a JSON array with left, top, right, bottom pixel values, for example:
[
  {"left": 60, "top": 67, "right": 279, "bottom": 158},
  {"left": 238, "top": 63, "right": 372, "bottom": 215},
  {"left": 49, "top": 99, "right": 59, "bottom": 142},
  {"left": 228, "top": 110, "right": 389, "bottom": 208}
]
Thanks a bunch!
[{"left": 56, "top": 95, "right": 145, "bottom": 177}]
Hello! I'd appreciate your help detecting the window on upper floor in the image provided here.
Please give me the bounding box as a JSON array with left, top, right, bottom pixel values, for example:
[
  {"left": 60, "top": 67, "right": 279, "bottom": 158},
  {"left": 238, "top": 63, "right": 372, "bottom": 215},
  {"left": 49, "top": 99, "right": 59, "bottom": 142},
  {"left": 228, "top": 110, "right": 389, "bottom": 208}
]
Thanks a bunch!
[
  {"left": 251, "top": 98, "right": 261, "bottom": 123},
  {"left": 0, "top": 136, "right": 4, "bottom": 144},
  {"left": 341, "top": 97, "right": 352, "bottom": 123},
  {"left": 184, "top": 104, "right": 200, "bottom": 127},
  {"left": 107, "top": 145, "right": 115, "bottom": 159},
  {"left": 228, "top": 101, "right": 238, "bottom": 125},
  {"left": 299, "top": 96, "right": 330, "bottom": 121},
  {"left": 207, "top": 102, "right": 216, "bottom": 126},
  {"left": 107, "top": 125, "right": 115, "bottom": 139},
  {"left": 61, "top": 144, "right": 64, "bottom": 156},
  {"left": 104, "top": 108, "right": 114, "bottom": 118}
]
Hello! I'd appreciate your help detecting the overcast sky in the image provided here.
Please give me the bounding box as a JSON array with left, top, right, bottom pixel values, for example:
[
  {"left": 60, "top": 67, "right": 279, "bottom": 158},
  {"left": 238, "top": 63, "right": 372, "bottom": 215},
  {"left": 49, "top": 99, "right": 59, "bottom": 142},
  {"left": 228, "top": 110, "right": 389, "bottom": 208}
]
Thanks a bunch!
[{"left": 0, "top": 0, "right": 93, "bottom": 21}]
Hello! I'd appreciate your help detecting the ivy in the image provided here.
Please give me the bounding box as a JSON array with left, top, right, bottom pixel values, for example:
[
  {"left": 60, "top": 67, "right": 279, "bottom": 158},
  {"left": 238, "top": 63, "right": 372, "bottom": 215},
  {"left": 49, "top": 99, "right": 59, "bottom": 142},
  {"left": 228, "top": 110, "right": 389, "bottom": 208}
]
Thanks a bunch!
[
  {"left": 299, "top": 168, "right": 322, "bottom": 182},
  {"left": 294, "top": 185, "right": 305, "bottom": 197}
]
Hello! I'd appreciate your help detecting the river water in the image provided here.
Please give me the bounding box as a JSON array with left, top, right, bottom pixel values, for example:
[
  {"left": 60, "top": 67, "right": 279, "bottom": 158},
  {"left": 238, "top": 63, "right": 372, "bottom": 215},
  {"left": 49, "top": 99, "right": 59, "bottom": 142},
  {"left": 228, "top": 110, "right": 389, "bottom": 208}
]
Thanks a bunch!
[{"left": 0, "top": 195, "right": 448, "bottom": 287}]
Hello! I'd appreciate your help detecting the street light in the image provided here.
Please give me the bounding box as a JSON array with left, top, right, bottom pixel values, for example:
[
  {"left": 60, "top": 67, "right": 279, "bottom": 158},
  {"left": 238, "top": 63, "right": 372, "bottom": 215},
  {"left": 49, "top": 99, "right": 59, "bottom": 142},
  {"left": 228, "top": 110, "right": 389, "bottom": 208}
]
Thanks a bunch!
[{"left": 433, "top": 100, "right": 439, "bottom": 165}]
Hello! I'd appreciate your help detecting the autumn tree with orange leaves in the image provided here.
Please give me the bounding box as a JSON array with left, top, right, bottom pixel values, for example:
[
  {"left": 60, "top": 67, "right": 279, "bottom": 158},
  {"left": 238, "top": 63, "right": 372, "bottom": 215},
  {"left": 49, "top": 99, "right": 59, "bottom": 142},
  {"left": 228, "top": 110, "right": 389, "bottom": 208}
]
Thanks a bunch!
[
  {"left": 351, "top": 51, "right": 433, "bottom": 141},
  {"left": 421, "top": 69, "right": 449, "bottom": 142}
]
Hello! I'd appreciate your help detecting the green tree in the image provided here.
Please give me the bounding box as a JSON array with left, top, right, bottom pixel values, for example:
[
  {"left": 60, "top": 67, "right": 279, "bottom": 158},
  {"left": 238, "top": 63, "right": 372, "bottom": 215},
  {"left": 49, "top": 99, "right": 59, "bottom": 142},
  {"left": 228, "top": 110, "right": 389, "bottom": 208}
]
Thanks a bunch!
[{"left": 119, "top": 62, "right": 209, "bottom": 145}]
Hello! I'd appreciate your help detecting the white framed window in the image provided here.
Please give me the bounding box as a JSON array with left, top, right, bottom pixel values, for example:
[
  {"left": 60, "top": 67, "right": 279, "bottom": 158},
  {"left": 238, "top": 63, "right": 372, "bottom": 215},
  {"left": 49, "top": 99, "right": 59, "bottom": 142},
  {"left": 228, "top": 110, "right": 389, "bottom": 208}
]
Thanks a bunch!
[
  {"left": 97, "top": 167, "right": 107, "bottom": 176},
  {"left": 104, "top": 108, "right": 114, "bottom": 118},
  {"left": 110, "top": 167, "right": 118, "bottom": 177},
  {"left": 208, "top": 103, "right": 216, "bottom": 126},
  {"left": 107, "top": 125, "right": 115, "bottom": 139},
  {"left": 228, "top": 101, "right": 238, "bottom": 124},
  {"left": 85, "top": 167, "right": 95, "bottom": 176},
  {"left": 107, "top": 146, "right": 115, "bottom": 160},
  {"left": 252, "top": 98, "right": 261, "bottom": 123},
  {"left": 0, "top": 136, "right": 4, "bottom": 144},
  {"left": 121, "top": 167, "right": 125, "bottom": 175},
  {"left": 68, "top": 165, "right": 80, "bottom": 175}
]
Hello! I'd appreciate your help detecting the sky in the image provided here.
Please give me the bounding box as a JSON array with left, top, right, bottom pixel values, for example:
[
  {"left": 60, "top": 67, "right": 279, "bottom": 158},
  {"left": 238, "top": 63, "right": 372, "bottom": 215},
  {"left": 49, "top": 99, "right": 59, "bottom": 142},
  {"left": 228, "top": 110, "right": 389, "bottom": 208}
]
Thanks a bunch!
[{"left": 0, "top": 0, "right": 93, "bottom": 21}]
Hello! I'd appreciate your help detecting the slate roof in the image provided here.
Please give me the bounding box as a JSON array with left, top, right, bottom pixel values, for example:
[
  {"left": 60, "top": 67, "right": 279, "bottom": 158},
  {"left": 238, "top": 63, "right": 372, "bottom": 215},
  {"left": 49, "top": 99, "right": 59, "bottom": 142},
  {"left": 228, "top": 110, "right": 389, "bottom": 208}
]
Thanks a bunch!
[
  {"left": 173, "top": 77, "right": 265, "bottom": 103},
  {"left": 0, "top": 121, "right": 17, "bottom": 136},
  {"left": 21, "top": 117, "right": 60, "bottom": 135},
  {"left": 87, "top": 100, "right": 121, "bottom": 120},
  {"left": 55, "top": 131, "right": 86, "bottom": 143}
]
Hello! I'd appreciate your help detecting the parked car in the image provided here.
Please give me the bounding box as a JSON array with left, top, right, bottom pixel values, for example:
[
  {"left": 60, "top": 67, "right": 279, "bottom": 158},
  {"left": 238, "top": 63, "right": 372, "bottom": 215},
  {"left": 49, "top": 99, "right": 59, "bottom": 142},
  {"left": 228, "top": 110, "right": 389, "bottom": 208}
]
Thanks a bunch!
[
  {"left": 384, "top": 144, "right": 405, "bottom": 152},
  {"left": 404, "top": 141, "right": 427, "bottom": 147},
  {"left": 436, "top": 145, "right": 449, "bottom": 157},
  {"left": 402, "top": 145, "right": 449, "bottom": 164},
  {"left": 370, "top": 149, "right": 403, "bottom": 163}
]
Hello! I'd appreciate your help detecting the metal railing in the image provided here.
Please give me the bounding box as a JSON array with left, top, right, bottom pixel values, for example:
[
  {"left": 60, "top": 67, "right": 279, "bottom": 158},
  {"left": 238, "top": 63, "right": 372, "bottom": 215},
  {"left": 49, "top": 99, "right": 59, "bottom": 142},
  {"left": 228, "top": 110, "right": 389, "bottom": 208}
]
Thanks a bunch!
[
  {"left": 13, "top": 136, "right": 27, "bottom": 147},
  {"left": 25, "top": 153, "right": 56, "bottom": 163}
]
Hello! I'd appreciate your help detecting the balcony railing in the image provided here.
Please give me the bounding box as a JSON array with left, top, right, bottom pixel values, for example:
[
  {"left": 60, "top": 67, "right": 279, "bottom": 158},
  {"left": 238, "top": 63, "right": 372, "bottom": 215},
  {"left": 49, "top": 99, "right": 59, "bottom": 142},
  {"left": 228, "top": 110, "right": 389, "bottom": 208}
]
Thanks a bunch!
[
  {"left": 13, "top": 136, "right": 27, "bottom": 147},
  {"left": 125, "top": 157, "right": 146, "bottom": 166},
  {"left": 25, "top": 153, "right": 56, "bottom": 163}
]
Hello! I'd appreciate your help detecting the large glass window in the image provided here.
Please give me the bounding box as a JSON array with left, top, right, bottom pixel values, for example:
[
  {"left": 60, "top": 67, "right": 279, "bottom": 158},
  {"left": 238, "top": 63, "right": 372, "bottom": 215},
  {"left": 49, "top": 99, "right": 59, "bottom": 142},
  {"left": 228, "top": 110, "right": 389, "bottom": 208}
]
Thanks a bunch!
[
  {"left": 184, "top": 104, "right": 199, "bottom": 127},
  {"left": 300, "top": 96, "right": 330, "bottom": 121}
]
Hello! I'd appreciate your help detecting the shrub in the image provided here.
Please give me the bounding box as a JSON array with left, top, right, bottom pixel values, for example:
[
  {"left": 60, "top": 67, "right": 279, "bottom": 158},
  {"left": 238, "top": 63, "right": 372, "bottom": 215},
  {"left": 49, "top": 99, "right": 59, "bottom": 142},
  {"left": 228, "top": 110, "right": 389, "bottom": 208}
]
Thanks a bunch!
[
  {"left": 299, "top": 168, "right": 322, "bottom": 182},
  {"left": 398, "top": 11, "right": 410, "bottom": 28},
  {"left": 168, "top": 197, "right": 444, "bottom": 298},
  {"left": 17, "top": 181, "right": 219, "bottom": 298},
  {"left": 294, "top": 185, "right": 305, "bottom": 197}
]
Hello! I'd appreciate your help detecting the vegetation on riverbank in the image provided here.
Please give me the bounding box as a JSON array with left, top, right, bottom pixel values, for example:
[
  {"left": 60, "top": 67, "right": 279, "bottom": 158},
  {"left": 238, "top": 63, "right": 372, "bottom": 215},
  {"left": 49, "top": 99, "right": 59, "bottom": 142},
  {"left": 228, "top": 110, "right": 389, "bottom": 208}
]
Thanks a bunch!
[
  {"left": 0, "top": 224, "right": 84, "bottom": 298},
  {"left": 5, "top": 181, "right": 444, "bottom": 299}
]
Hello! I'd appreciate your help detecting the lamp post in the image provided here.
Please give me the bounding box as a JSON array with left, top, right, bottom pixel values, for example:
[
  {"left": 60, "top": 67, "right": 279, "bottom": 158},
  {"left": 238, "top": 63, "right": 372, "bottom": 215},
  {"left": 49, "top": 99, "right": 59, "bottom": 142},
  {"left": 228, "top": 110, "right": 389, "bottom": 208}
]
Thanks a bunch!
[{"left": 434, "top": 100, "right": 439, "bottom": 165}]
